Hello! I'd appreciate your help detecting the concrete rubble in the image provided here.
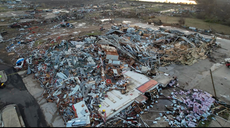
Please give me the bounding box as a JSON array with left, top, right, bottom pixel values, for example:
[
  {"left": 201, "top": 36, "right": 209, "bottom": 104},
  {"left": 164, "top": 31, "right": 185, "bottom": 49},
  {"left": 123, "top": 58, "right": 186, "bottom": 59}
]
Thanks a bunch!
[{"left": 4, "top": 22, "right": 223, "bottom": 127}]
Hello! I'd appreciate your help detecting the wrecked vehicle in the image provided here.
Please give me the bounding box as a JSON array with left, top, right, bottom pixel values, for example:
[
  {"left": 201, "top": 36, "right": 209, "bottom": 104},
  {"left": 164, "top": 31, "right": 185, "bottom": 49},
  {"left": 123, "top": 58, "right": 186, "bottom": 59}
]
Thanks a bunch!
[
  {"left": 225, "top": 58, "right": 230, "bottom": 68},
  {"left": 10, "top": 23, "right": 22, "bottom": 28},
  {"left": 14, "top": 58, "right": 27, "bottom": 70}
]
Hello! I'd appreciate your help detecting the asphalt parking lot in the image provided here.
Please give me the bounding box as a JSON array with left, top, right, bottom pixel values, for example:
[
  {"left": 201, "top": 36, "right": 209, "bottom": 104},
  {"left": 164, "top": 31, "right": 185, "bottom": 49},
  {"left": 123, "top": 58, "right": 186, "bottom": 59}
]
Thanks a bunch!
[{"left": 0, "top": 64, "right": 48, "bottom": 127}]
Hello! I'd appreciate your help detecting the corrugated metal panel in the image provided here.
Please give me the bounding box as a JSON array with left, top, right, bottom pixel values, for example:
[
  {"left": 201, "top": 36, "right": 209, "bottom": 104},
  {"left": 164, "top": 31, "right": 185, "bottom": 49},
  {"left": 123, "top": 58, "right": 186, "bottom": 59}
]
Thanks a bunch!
[
  {"left": 136, "top": 80, "right": 158, "bottom": 93},
  {"left": 106, "top": 55, "right": 119, "bottom": 60},
  {"left": 112, "top": 60, "right": 121, "bottom": 65}
]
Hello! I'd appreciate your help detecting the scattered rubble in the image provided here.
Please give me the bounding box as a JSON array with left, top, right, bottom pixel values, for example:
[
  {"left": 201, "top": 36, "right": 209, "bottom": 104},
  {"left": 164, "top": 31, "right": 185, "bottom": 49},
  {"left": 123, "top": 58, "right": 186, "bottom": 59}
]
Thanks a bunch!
[
  {"left": 1, "top": 1, "right": 229, "bottom": 127},
  {"left": 163, "top": 88, "right": 215, "bottom": 127},
  {"left": 3, "top": 22, "right": 223, "bottom": 127}
]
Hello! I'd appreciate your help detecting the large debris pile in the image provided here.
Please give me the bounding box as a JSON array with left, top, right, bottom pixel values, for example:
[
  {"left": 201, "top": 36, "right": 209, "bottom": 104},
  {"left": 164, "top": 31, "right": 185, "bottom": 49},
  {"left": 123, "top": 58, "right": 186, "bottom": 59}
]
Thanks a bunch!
[
  {"left": 162, "top": 89, "right": 215, "bottom": 127},
  {"left": 156, "top": 31, "right": 218, "bottom": 66},
  {"left": 26, "top": 39, "right": 133, "bottom": 126},
  {"left": 5, "top": 24, "right": 220, "bottom": 127}
]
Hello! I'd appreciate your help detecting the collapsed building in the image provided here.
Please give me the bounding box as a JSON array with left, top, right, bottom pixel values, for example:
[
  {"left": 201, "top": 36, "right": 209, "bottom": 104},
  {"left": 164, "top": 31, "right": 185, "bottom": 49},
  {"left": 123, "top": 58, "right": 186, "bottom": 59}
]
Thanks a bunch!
[{"left": 5, "top": 24, "right": 221, "bottom": 127}]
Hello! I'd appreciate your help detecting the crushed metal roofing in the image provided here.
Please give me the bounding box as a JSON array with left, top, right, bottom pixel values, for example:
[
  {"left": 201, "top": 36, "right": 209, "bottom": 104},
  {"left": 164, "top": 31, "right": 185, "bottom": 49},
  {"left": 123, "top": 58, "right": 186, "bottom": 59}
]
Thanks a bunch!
[{"left": 4, "top": 21, "right": 221, "bottom": 127}]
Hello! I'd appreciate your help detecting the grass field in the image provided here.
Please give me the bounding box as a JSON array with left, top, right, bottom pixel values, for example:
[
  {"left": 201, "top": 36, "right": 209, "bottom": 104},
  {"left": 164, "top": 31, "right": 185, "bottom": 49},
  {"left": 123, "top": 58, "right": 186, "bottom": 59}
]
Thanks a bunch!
[{"left": 155, "top": 16, "right": 230, "bottom": 35}]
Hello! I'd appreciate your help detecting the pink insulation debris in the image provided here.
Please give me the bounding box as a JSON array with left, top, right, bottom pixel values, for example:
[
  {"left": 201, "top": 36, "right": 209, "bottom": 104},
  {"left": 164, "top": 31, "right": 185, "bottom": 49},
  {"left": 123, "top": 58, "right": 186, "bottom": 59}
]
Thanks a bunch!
[
  {"left": 169, "top": 88, "right": 216, "bottom": 127},
  {"left": 176, "top": 116, "right": 181, "bottom": 121},
  {"left": 181, "top": 97, "right": 185, "bottom": 103},
  {"left": 188, "top": 121, "right": 196, "bottom": 127},
  {"left": 193, "top": 105, "right": 199, "bottom": 113},
  {"left": 193, "top": 89, "right": 198, "bottom": 92}
]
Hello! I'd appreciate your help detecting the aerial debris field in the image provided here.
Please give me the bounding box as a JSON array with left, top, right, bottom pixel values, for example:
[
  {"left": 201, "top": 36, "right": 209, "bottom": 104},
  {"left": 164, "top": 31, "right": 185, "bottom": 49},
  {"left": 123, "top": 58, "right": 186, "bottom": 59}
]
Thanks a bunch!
[{"left": 0, "top": 0, "right": 230, "bottom": 127}]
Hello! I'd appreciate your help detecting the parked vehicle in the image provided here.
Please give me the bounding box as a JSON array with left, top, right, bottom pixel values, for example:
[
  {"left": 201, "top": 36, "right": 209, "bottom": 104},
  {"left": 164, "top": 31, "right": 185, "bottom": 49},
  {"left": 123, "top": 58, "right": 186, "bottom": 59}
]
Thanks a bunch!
[
  {"left": 225, "top": 58, "right": 230, "bottom": 68},
  {"left": 10, "top": 23, "right": 22, "bottom": 28}
]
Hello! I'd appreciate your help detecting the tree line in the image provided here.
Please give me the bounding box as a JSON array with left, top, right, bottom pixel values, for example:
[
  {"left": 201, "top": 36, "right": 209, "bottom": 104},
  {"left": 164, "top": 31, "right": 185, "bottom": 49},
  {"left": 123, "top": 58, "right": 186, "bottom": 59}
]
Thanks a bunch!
[{"left": 195, "top": 0, "right": 230, "bottom": 26}]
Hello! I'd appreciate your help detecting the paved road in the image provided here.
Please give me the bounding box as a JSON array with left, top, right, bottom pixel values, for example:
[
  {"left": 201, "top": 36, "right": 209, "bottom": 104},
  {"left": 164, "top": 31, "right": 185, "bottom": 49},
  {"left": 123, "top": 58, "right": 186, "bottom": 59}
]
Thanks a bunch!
[
  {"left": 209, "top": 115, "right": 230, "bottom": 127},
  {"left": 0, "top": 11, "right": 26, "bottom": 18},
  {"left": 0, "top": 24, "right": 10, "bottom": 26},
  {"left": 0, "top": 64, "right": 48, "bottom": 127}
]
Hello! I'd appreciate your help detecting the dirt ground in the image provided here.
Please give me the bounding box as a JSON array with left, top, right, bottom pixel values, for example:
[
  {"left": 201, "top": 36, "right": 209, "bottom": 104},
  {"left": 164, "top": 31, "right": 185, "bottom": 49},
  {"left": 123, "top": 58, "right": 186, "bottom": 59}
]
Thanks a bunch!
[{"left": 23, "top": 0, "right": 123, "bottom": 7}]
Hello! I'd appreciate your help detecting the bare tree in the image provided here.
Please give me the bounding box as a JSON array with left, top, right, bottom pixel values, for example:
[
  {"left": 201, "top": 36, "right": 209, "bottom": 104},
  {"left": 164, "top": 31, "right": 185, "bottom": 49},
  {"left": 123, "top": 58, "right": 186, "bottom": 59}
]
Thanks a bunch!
[
  {"left": 178, "top": 18, "right": 185, "bottom": 25},
  {"left": 195, "top": 0, "right": 216, "bottom": 16},
  {"left": 195, "top": 0, "right": 230, "bottom": 26}
]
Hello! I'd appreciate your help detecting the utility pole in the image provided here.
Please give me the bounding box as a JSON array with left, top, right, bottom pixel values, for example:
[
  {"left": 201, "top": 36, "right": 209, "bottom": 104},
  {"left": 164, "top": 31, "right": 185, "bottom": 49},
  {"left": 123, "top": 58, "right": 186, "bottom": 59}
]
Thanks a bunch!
[{"left": 210, "top": 69, "right": 217, "bottom": 97}]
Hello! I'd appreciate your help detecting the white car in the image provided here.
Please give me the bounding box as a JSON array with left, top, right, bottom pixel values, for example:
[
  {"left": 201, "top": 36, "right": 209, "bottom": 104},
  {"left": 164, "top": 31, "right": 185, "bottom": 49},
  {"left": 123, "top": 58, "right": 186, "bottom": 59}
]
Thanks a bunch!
[{"left": 19, "top": 28, "right": 25, "bottom": 31}]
